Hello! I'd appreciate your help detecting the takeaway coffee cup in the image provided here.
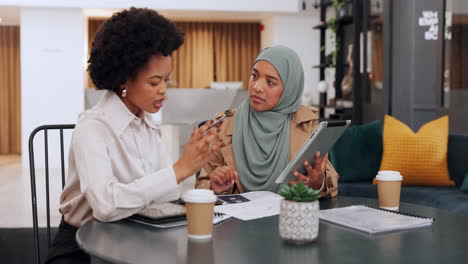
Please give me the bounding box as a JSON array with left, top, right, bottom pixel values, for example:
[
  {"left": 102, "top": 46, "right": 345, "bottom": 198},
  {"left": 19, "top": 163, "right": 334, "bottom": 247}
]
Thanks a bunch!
[
  {"left": 376, "top": 171, "right": 403, "bottom": 211},
  {"left": 182, "top": 189, "right": 217, "bottom": 240}
]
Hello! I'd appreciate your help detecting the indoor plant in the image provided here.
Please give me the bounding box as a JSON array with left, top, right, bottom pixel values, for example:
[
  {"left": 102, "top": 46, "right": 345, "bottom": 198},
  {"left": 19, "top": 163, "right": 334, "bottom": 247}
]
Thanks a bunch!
[{"left": 278, "top": 183, "right": 321, "bottom": 243}]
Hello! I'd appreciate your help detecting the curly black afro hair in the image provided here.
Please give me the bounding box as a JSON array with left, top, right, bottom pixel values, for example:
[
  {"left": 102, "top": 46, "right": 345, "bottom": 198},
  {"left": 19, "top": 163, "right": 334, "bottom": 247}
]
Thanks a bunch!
[{"left": 88, "top": 7, "right": 184, "bottom": 92}]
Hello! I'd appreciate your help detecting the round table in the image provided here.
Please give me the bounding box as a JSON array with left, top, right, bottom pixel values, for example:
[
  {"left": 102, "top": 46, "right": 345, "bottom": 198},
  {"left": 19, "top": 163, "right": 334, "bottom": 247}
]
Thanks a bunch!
[{"left": 76, "top": 196, "right": 468, "bottom": 264}]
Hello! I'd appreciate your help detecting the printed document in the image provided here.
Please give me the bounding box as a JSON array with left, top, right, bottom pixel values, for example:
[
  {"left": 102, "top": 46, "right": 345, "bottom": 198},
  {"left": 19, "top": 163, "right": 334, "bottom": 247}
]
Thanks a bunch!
[{"left": 214, "top": 191, "right": 283, "bottom": 221}]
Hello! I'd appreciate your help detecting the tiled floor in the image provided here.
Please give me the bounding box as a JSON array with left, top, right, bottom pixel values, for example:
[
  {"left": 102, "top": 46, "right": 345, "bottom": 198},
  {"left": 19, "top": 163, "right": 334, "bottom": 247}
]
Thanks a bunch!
[{"left": 0, "top": 154, "right": 196, "bottom": 228}]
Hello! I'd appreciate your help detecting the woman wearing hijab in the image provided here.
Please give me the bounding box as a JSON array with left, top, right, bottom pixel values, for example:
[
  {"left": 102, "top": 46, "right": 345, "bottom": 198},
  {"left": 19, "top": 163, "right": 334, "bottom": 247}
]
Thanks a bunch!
[{"left": 195, "top": 45, "right": 338, "bottom": 197}]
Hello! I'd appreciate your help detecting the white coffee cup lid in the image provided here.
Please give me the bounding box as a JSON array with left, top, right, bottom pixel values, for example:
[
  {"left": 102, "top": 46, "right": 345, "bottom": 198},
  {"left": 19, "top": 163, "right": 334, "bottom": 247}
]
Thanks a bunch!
[
  {"left": 376, "top": 171, "right": 403, "bottom": 181},
  {"left": 378, "top": 170, "right": 401, "bottom": 175},
  {"left": 182, "top": 189, "right": 217, "bottom": 203}
]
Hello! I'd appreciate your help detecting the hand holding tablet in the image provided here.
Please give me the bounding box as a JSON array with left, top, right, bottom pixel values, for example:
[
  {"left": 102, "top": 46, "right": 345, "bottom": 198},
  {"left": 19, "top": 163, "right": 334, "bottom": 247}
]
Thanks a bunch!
[
  {"left": 275, "top": 120, "right": 351, "bottom": 186},
  {"left": 289, "top": 151, "right": 329, "bottom": 190}
]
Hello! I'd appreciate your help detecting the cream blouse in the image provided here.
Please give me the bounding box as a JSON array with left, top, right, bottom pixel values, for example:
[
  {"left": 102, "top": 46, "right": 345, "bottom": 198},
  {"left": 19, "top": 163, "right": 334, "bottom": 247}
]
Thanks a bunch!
[{"left": 60, "top": 91, "right": 181, "bottom": 227}]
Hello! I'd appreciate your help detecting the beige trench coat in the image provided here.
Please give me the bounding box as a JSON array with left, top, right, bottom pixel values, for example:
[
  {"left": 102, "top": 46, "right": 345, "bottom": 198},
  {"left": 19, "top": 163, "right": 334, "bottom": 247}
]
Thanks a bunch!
[{"left": 195, "top": 106, "right": 339, "bottom": 197}]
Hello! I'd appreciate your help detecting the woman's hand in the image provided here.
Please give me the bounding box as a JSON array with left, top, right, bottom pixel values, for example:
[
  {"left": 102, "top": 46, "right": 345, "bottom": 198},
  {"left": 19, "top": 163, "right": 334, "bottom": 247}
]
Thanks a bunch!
[
  {"left": 209, "top": 166, "right": 238, "bottom": 194},
  {"left": 173, "top": 121, "right": 222, "bottom": 183},
  {"left": 289, "top": 152, "right": 328, "bottom": 190}
]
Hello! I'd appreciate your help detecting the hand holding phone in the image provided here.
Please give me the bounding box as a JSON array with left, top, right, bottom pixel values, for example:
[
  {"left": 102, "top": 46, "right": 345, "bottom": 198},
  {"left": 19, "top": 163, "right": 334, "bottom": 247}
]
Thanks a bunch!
[{"left": 203, "top": 115, "right": 228, "bottom": 136}]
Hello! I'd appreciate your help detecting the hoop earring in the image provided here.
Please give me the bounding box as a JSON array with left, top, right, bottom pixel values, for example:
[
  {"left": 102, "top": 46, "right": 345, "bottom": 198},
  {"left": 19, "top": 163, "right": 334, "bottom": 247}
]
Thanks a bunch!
[{"left": 122, "top": 89, "right": 127, "bottom": 98}]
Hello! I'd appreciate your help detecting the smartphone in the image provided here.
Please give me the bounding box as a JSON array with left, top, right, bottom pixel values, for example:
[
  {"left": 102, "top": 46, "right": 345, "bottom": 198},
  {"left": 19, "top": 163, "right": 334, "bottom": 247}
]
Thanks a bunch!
[{"left": 203, "top": 115, "right": 228, "bottom": 136}]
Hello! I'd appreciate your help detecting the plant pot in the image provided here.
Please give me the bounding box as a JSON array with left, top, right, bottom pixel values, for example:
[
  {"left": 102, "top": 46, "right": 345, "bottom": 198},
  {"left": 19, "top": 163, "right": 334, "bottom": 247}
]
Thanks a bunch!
[{"left": 279, "top": 199, "right": 319, "bottom": 243}]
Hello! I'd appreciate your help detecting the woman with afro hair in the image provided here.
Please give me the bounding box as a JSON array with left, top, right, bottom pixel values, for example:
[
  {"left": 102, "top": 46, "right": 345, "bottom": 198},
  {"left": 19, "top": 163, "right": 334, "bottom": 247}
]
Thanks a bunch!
[{"left": 46, "top": 8, "right": 222, "bottom": 264}]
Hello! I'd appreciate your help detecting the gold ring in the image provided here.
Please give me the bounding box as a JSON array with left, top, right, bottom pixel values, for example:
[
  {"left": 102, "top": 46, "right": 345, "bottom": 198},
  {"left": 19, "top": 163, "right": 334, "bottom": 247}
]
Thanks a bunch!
[{"left": 304, "top": 177, "right": 310, "bottom": 184}]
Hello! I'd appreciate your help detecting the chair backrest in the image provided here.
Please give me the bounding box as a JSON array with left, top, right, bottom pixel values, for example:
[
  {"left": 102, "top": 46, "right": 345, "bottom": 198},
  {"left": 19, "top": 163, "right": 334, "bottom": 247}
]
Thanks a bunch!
[{"left": 28, "top": 124, "right": 75, "bottom": 264}]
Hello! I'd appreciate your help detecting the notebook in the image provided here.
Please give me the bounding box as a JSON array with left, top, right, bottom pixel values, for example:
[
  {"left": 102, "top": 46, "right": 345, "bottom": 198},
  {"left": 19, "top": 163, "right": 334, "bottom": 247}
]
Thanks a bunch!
[
  {"left": 128, "top": 202, "right": 187, "bottom": 226},
  {"left": 319, "top": 205, "right": 433, "bottom": 234},
  {"left": 127, "top": 202, "right": 231, "bottom": 229}
]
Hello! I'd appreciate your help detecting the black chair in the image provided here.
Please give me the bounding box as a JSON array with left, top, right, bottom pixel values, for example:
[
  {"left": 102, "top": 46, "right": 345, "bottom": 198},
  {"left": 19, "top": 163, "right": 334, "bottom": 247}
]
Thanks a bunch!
[{"left": 28, "top": 124, "right": 75, "bottom": 264}]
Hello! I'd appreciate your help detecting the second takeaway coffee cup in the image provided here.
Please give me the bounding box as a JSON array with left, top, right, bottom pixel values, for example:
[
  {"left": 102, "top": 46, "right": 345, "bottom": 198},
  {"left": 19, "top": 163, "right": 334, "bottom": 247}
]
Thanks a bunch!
[
  {"left": 182, "top": 189, "right": 217, "bottom": 240},
  {"left": 376, "top": 171, "right": 403, "bottom": 211}
]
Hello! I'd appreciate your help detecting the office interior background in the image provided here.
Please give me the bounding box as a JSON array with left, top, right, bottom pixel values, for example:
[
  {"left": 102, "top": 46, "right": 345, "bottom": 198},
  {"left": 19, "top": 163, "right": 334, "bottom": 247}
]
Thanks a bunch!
[{"left": 0, "top": 0, "right": 467, "bottom": 262}]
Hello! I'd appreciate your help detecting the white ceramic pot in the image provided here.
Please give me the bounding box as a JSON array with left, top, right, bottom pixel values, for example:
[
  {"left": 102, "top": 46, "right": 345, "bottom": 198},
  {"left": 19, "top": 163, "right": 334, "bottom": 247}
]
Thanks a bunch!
[{"left": 279, "top": 199, "right": 319, "bottom": 243}]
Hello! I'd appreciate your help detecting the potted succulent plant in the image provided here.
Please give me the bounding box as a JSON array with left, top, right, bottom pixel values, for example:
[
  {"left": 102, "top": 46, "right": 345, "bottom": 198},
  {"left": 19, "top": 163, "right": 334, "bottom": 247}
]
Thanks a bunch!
[{"left": 278, "top": 183, "right": 321, "bottom": 243}]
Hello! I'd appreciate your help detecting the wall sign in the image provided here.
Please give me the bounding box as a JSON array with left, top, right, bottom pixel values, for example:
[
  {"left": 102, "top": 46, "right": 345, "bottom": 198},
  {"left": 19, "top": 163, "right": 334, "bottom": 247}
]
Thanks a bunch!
[{"left": 418, "top": 11, "right": 438, "bottom": 40}]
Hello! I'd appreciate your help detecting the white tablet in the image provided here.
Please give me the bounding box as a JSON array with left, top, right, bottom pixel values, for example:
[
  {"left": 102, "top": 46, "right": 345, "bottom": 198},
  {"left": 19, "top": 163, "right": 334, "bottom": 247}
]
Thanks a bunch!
[{"left": 275, "top": 120, "right": 351, "bottom": 184}]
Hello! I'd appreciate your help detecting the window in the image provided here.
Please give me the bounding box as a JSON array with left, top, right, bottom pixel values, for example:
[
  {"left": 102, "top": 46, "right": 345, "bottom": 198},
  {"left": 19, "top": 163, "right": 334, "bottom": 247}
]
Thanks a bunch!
[
  {"left": 87, "top": 19, "right": 260, "bottom": 89},
  {"left": 443, "top": 0, "right": 468, "bottom": 108}
]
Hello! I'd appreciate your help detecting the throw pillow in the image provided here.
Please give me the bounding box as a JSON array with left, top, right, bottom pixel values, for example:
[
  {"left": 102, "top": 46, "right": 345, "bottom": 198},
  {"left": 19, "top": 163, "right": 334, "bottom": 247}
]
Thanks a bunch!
[
  {"left": 329, "top": 120, "right": 382, "bottom": 182},
  {"left": 377, "top": 115, "right": 455, "bottom": 186}
]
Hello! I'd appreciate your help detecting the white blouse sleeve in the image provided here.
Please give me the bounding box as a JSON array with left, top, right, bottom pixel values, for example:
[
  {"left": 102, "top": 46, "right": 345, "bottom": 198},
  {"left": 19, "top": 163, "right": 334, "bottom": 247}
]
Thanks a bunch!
[{"left": 71, "top": 118, "right": 180, "bottom": 222}]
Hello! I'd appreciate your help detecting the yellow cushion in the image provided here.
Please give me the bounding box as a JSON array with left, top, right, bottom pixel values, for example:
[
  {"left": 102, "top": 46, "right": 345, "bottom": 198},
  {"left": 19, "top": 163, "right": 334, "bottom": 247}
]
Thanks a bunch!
[{"left": 376, "top": 115, "right": 455, "bottom": 186}]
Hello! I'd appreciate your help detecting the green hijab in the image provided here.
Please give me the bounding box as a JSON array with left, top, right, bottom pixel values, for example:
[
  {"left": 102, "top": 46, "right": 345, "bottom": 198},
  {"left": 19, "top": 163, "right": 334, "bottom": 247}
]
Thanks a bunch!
[{"left": 232, "top": 45, "right": 304, "bottom": 192}]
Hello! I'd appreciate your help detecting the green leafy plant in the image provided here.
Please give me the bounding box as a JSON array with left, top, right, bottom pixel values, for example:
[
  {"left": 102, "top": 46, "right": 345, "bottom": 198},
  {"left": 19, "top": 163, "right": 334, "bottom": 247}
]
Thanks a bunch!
[
  {"left": 325, "top": 17, "right": 339, "bottom": 67},
  {"left": 331, "top": 0, "right": 345, "bottom": 11},
  {"left": 325, "top": 0, "right": 345, "bottom": 67},
  {"left": 278, "top": 183, "right": 321, "bottom": 202},
  {"left": 327, "top": 17, "right": 338, "bottom": 33}
]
